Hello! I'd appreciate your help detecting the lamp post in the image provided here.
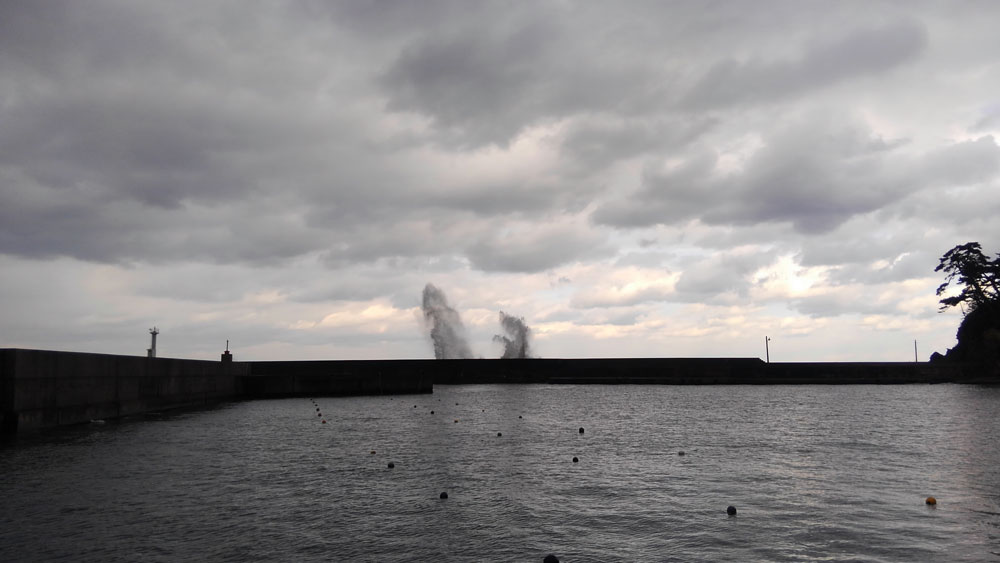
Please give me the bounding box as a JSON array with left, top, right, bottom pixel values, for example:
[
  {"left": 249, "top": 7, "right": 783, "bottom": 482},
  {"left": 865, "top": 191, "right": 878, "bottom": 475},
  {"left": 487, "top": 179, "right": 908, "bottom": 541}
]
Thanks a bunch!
[{"left": 765, "top": 336, "right": 771, "bottom": 363}]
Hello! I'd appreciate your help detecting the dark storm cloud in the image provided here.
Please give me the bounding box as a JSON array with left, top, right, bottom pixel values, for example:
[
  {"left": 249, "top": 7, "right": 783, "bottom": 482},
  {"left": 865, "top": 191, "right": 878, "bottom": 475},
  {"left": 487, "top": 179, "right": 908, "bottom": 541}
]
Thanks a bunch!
[
  {"left": 592, "top": 151, "right": 720, "bottom": 228},
  {"left": 378, "top": 4, "right": 931, "bottom": 147},
  {"left": 0, "top": 93, "right": 270, "bottom": 209},
  {"left": 592, "top": 116, "right": 1000, "bottom": 235},
  {"left": 0, "top": 180, "right": 322, "bottom": 265},
  {"left": 0, "top": 2, "right": 173, "bottom": 75},
  {"left": 0, "top": 0, "right": 386, "bottom": 266},
  {"left": 380, "top": 23, "right": 553, "bottom": 143},
  {"left": 918, "top": 135, "right": 1000, "bottom": 186},
  {"left": 3, "top": 0, "right": 610, "bottom": 270},
  {"left": 1, "top": 0, "right": 998, "bottom": 291},
  {"left": 378, "top": 6, "right": 668, "bottom": 148},
  {"left": 559, "top": 115, "right": 717, "bottom": 172},
  {"left": 427, "top": 182, "right": 579, "bottom": 217},
  {"left": 705, "top": 123, "right": 907, "bottom": 234},
  {"left": 0, "top": 194, "right": 128, "bottom": 261},
  {"left": 2, "top": 0, "right": 999, "bottom": 362},
  {"left": 896, "top": 182, "right": 1000, "bottom": 230},
  {"left": 681, "top": 21, "right": 928, "bottom": 109},
  {"left": 316, "top": 217, "right": 475, "bottom": 267}
]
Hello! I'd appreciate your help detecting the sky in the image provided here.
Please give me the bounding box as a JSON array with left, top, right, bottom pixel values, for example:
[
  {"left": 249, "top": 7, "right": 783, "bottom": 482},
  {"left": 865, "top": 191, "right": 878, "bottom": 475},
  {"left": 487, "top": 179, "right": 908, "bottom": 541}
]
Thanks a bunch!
[{"left": 2, "top": 1, "right": 999, "bottom": 362}]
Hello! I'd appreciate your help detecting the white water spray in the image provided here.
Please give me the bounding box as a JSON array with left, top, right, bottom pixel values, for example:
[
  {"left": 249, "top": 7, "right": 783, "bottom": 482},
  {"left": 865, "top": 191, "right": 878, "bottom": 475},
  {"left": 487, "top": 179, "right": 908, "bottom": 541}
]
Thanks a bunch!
[
  {"left": 421, "top": 283, "right": 474, "bottom": 359},
  {"left": 493, "top": 311, "right": 531, "bottom": 359}
]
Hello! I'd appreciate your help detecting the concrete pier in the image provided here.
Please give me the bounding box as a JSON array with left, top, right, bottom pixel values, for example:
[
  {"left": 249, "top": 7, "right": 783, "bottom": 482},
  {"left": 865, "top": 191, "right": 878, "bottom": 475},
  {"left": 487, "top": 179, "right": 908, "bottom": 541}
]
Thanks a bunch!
[
  {"left": 1, "top": 347, "right": 977, "bottom": 434},
  {"left": 0, "top": 349, "right": 435, "bottom": 434},
  {"left": 1, "top": 348, "right": 247, "bottom": 433},
  {"left": 243, "top": 359, "right": 434, "bottom": 397},
  {"left": 408, "top": 357, "right": 966, "bottom": 385}
]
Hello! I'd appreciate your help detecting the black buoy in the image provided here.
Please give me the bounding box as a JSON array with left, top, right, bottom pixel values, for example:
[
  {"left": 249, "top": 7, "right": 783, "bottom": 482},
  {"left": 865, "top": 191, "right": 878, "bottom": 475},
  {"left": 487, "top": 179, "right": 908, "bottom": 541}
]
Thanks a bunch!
[
  {"left": 543, "top": 555, "right": 560, "bottom": 563},
  {"left": 518, "top": 415, "right": 523, "bottom": 419},
  {"left": 579, "top": 427, "right": 585, "bottom": 434},
  {"left": 727, "top": 505, "right": 737, "bottom": 516},
  {"left": 440, "top": 492, "right": 448, "bottom": 499},
  {"left": 497, "top": 432, "right": 502, "bottom": 437},
  {"left": 316, "top": 408, "right": 319, "bottom": 411},
  {"left": 430, "top": 410, "right": 435, "bottom": 414},
  {"left": 387, "top": 462, "right": 395, "bottom": 469},
  {"left": 572, "top": 457, "right": 579, "bottom": 463},
  {"left": 678, "top": 451, "right": 685, "bottom": 456}
]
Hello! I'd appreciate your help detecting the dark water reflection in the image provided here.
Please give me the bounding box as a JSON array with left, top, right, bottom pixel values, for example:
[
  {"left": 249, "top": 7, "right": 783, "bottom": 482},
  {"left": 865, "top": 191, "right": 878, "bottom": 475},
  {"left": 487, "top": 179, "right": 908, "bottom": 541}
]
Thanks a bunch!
[{"left": 2, "top": 384, "right": 998, "bottom": 562}]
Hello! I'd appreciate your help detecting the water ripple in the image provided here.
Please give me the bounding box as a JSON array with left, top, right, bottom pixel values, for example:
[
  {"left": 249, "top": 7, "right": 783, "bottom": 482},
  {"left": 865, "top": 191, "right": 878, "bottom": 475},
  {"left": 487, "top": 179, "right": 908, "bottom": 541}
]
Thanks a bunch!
[{"left": 1, "top": 385, "right": 998, "bottom": 561}]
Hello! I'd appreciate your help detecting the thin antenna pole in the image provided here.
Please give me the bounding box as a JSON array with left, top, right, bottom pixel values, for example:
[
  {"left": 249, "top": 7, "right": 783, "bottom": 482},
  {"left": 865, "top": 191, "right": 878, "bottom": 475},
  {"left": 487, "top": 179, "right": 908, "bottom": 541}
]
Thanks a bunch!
[
  {"left": 765, "top": 336, "right": 770, "bottom": 363},
  {"left": 914, "top": 339, "right": 918, "bottom": 363}
]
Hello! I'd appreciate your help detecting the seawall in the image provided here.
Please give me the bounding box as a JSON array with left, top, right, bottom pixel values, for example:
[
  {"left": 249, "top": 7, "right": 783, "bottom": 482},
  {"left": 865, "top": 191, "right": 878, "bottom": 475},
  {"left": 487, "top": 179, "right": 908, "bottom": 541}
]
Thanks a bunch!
[
  {"left": 1, "top": 348, "right": 247, "bottom": 433},
  {"left": 243, "top": 359, "right": 434, "bottom": 397},
  {"left": 408, "top": 357, "right": 967, "bottom": 385},
  {"left": 0, "top": 349, "right": 436, "bottom": 434},
  {"left": 2, "top": 348, "right": 979, "bottom": 434}
]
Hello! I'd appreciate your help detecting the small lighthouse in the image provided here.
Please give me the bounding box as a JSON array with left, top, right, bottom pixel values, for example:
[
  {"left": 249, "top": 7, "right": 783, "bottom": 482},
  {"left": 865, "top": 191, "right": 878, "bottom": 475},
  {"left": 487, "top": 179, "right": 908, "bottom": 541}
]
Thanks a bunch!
[{"left": 147, "top": 327, "right": 159, "bottom": 358}]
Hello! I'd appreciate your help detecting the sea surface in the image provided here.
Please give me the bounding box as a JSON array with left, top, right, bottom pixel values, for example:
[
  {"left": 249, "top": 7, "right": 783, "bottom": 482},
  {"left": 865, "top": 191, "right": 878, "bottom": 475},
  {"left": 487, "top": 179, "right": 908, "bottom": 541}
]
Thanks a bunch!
[{"left": 2, "top": 384, "right": 999, "bottom": 562}]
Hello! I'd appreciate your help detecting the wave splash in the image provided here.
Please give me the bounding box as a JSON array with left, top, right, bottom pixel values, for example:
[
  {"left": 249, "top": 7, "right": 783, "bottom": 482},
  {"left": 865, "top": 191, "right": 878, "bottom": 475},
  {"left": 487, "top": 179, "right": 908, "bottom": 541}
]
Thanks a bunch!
[
  {"left": 494, "top": 311, "right": 531, "bottom": 359},
  {"left": 421, "top": 283, "right": 474, "bottom": 359},
  {"left": 420, "top": 284, "right": 533, "bottom": 359}
]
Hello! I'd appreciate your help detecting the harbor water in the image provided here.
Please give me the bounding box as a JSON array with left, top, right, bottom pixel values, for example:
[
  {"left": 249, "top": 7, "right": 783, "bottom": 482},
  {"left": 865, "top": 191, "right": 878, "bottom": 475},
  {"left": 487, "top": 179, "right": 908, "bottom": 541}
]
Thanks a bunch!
[{"left": 2, "top": 384, "right": 999, "bottom": 562}]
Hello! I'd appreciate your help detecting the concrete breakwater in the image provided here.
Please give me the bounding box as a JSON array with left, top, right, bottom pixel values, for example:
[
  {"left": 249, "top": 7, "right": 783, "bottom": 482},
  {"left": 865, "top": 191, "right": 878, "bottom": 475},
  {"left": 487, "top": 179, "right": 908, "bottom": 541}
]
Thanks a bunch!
[
  {"left": 1, "top": 348, "right": 248, "bottom": 433},
  {"left": 423, "top": 357, "right": 967, "bottom": 385},
  {"left": 0, "top": 349, "right": 436, "bottom": 433},
  {"left": 1, "top": 348, "right": 975, "bottom": 434},
  {"left": 243, "top": 359, "right": 434, "bottom": 397}
]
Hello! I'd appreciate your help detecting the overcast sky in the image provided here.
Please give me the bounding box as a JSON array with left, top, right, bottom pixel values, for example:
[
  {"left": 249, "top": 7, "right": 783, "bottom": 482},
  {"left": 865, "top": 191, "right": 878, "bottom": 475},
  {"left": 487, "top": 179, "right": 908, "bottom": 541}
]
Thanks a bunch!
[{"left": 2, "top": 1, "right": 998, "bottom": 362}]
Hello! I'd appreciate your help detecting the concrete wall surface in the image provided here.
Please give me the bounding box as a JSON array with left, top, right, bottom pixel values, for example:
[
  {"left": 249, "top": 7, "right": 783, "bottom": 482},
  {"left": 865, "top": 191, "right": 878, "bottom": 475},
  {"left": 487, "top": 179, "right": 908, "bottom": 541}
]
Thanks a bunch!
[
  {"left": 759, "top": 362, "right": 967, "bottom": 384},
  {"left": 2, "top": 349, "right": 977, "bottom": 435},
  {"left": 244, "top": 359, "right": 433, "bottom": 397},
  {"left": 423, "top": 357, "right": 766, "bottom": 384},
  {"left": 1, "top": 348, "right": 247, "bottom": 433},
  {"left": 244, "top": 357, "right": 970, "bottom": 386},
  {"left": 423, "top": 358, "right": 969, "bottom": 385}
]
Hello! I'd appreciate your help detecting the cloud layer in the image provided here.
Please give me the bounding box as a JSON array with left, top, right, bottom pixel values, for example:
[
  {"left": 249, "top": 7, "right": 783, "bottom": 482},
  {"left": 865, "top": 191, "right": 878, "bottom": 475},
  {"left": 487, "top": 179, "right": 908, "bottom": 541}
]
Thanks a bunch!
[{"left": 1, "top": 1, "right": 999, "bottom": 361}]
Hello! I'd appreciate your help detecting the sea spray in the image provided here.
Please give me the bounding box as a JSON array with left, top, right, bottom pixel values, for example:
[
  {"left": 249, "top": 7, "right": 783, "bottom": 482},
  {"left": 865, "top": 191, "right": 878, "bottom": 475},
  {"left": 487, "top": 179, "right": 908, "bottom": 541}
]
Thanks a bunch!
[
  {"left": 494, "top": 311, "right": 531, "bottom": 359},
  {"left": 421, "top": 283, "right": 474, "bottom": 359}
]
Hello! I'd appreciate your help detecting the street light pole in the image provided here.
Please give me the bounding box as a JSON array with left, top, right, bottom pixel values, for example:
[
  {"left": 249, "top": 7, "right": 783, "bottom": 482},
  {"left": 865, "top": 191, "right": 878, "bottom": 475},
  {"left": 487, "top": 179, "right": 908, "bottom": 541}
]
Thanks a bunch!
[{"left": 765, "top": 336, "right": 771, "bottom": 363}]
